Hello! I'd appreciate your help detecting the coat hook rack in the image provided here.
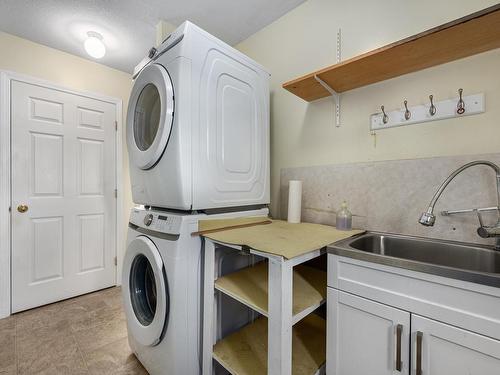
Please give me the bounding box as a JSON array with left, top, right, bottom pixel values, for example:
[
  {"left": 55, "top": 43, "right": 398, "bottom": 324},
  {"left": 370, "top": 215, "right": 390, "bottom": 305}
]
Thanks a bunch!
[
  {"left": 370, "top": 90, "right": 485, "bottom": 131},
  {"left": 314, "top": 28, "right": 342, "bottom": 127}
]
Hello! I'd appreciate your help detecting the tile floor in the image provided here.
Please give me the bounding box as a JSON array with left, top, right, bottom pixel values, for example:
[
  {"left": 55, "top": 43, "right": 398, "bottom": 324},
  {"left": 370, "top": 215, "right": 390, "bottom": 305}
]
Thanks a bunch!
[{"left": 0, "top": 287, "right": 148, "bottom": 375}]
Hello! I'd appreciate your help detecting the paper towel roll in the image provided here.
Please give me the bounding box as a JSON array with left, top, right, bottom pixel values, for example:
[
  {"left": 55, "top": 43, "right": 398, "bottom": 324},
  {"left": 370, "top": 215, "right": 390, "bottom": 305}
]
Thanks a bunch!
[{"left": 287, "top": 180, "right": 302, "bottom": 224}]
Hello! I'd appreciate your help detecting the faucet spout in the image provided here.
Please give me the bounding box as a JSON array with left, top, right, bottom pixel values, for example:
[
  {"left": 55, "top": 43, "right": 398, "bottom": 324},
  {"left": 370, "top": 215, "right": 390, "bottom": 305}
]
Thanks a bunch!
[{"left": 419, "top": 160, "right": 500, "bottom": 228}]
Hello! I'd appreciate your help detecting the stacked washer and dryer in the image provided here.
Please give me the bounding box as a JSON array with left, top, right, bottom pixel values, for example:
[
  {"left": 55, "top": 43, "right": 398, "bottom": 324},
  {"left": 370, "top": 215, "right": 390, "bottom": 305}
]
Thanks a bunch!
[{"left": 122, "top": 21, "right": 270, "bottom": 375}]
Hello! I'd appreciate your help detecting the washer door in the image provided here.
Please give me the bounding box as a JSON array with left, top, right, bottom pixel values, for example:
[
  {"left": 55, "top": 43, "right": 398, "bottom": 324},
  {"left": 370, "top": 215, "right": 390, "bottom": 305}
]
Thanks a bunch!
[
  {"left": 126, "top": 63, "right": 174, "bottom": 169},
  {"left": 122, "top": 236, "right": 169, "bottom": 346}
]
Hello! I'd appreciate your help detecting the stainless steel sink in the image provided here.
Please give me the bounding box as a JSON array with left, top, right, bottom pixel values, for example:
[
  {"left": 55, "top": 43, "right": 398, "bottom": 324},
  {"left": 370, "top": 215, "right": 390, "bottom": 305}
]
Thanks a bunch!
[{"left": 328, "top": 232, "right": 500, "bottom": 287}]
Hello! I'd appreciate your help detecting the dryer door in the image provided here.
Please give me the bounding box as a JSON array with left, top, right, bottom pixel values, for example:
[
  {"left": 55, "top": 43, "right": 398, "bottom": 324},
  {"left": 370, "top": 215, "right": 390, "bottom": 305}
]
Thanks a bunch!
[
  {"left": 127, "top": 63, "right": 174, "bottom": 169},
  {"left": 122, "top": 236, "right": 169, "bottom": 346}
]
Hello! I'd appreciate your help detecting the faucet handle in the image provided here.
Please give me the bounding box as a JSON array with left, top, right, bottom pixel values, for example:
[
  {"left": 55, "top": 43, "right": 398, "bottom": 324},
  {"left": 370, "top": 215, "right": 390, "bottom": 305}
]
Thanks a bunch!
[
  {"left": 476, "top": 209, "right": 485, "bottom": 227},
  {"left": 476, "top": 210, "right": 500, "bottom": 238}
]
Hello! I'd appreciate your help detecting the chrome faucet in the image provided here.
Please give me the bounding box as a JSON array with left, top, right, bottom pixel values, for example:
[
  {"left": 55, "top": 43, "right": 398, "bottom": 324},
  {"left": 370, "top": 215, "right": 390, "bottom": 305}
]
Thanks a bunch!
[{"left": 419, "top": 160, "right": 500, "bottom": 249}]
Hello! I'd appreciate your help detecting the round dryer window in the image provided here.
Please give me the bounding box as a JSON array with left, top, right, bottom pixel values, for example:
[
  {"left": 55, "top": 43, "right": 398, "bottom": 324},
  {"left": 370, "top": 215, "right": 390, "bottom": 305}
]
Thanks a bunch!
[
  {"left": 134, "top": 84, "right": 161, "bottom": 151},
  {"left": 126, "top": 63, "right": 174, "bottom": 170}
]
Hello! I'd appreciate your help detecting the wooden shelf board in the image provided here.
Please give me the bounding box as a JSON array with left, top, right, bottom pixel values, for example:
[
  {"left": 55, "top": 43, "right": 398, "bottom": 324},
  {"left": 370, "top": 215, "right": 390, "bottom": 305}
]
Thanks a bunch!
[
  {"left": 283, "top": 4, "right": 500, "bottom": 101},
  {"left": 214, "top": 262, "right": 327, "bottom": 323},
  {"left": 213, "top": 314, "right": 326, "bottom": 375}
]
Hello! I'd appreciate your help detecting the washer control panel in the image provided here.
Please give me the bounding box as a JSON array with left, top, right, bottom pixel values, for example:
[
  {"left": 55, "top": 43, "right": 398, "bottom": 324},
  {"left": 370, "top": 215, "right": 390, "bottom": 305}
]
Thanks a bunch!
[{"left": 130, "top": 209, "right": 182, "bottom": 235}]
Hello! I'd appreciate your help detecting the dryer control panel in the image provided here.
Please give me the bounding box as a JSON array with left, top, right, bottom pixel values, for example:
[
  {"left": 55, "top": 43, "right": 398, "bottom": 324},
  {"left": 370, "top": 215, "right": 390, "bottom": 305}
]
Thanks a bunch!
[{"left": 130, "top": 209, "right": 183, "bottom": 235}]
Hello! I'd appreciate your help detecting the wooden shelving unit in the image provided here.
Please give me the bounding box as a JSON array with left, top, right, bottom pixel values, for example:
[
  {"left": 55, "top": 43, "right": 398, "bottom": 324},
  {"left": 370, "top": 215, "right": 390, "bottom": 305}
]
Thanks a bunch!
[
  {"left": 215, "top": 262, "right": 327, "bottom": 325},
  {"left": 213, "top": 314, "right": 326, "bottom": 375},
  {"left": 203, "top": 238, "right": 332, "bottom": 375},
  {"left": 283, "top": 4, "right": 500, "bottom": 102}
]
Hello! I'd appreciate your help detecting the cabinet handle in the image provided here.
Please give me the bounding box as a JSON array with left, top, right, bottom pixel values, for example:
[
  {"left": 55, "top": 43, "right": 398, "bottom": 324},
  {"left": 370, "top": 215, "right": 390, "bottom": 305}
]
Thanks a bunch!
[
  {"left": 396, "top": 324, "right": 403, "bottom": 371},
  {"left": 416, "top": 331, "right": 423, "bottom": 375}
]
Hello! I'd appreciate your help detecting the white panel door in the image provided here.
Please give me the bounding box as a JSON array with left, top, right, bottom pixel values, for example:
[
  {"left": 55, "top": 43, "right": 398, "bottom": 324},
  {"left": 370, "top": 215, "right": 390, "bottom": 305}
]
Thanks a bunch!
[
  {"left": 328, "top": 289, "right": 411, "bottom": 375},
  {"left": 411, "top": 315, "right": 500, "bottom": 375},
  {"left": 11, "top": 80, "right": 116, "bottom": 312}
]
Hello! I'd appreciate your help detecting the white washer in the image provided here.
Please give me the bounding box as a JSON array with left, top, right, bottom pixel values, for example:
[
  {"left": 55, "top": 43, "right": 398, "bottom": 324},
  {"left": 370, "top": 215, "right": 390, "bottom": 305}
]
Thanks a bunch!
[
  {"left": 127, "top": 21, "right": 270, "bottom": 210},
  {"left": 122, "top": 206, "right": 268, "bottom": 375}
]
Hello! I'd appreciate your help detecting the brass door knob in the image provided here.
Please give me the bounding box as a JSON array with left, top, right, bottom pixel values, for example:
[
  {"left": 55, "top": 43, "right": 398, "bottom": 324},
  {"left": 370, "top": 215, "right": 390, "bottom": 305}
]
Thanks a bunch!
[{"left": 17, "top": 204, "right": 28, "bottom": 213}]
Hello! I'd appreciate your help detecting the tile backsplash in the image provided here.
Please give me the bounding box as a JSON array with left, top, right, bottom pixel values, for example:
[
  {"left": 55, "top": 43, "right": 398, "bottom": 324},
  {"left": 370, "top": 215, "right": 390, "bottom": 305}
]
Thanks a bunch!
[{"left": 280, "top": 153, "right": 500, "bottom": 246}]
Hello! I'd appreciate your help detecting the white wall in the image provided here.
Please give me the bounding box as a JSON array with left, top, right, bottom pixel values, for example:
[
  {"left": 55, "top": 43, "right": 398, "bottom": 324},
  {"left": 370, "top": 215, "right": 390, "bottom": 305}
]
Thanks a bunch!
[
  {"left": 0, "top": 31, "right": 134, "bottom": 286},
  {"left": 236, "top": 0, "right": 500, "bottom": 217}
]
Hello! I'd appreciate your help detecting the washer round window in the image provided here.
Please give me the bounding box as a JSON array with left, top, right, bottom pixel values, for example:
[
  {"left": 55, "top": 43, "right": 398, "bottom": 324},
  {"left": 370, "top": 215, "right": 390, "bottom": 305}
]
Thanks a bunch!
[
  {"left": 134, "top": 84, "right": 161, "bottom": 151},
  {"left": 129, "top": 254, "right": 157, "bottom": 326}
]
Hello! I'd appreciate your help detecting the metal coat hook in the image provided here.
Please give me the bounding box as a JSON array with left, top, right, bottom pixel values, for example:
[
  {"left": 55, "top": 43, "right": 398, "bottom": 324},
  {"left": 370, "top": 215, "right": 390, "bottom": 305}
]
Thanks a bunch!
[
  {"left": 381, "top": 105, "right": 388, "bottom": 124},
  {"left": 429, "top": 95, "right": 436, "bottom": 116},
  {"left": 404, "top": 100, "right": 411, "bottom": 120},
  {"left": 457, "top": 88, "right": 466, "bottom": 114}
]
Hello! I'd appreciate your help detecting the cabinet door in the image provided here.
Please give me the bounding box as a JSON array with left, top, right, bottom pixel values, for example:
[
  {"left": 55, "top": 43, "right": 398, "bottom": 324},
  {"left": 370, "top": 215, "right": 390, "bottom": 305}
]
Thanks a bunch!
[
  {"left": 411, "top": 315, "right": 500, "bottom": 375},
  {"left": 327, "top": 289, "right": 410, "bottom": 375}
]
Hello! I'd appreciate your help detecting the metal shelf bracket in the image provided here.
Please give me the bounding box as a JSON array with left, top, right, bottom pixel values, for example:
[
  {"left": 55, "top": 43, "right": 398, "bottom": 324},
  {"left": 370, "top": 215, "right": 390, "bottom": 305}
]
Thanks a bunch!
[
  {"left": 314, "top": 75, "right": 340, "bottom": 127},
  {"left": 314, "top": 28, "right": 342, "bottom": 127}
]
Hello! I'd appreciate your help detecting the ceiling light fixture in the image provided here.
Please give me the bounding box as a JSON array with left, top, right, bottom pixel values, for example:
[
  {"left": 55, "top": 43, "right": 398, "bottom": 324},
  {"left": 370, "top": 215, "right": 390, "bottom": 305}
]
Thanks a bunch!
[{"left": 84, "top": 31, "right": 106, "bottom": 59}]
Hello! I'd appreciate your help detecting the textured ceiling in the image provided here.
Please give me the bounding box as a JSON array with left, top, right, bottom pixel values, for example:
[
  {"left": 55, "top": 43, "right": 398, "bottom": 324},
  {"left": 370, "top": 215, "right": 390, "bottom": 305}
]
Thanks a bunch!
[{"left": 0, "top": 0, "right": 305, "bottom": 73}]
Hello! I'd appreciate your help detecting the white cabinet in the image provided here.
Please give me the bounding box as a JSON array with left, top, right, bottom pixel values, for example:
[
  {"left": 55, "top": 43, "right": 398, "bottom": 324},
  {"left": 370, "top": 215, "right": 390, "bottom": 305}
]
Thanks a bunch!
[
  {"left": 327, "top": 289, "right": 410, "bottom": 375},
  {"left": 327, "top": 254, "right": 500, "bottom": 374},
  {"left": 411, "top": 315, "right": 500, "bottom": 375}
]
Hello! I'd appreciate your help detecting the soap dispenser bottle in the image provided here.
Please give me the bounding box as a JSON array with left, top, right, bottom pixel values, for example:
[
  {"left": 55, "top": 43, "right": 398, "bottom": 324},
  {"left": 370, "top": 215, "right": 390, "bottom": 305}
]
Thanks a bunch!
[{"left": 336, "top": 201, "right": 352, "bottom": 230}]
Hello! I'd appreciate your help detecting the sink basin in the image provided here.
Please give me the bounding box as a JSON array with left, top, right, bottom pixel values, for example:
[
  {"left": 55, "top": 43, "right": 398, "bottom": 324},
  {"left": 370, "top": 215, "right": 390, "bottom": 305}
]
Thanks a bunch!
[{"left": 328, "top": 232, "right": 500, "bottom": 287}]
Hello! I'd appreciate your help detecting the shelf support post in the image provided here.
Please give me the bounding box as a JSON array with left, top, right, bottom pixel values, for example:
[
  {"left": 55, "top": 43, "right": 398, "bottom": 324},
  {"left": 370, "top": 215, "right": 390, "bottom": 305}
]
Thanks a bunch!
[
  {"left": 268, "top": 258, "right": 293, "bottom": 375},
  {"left": 313, "top": 28, "right": 342, "bottom": 127},
  {"left": 202, "top": 239, "right": 216, "bottom": 375}
]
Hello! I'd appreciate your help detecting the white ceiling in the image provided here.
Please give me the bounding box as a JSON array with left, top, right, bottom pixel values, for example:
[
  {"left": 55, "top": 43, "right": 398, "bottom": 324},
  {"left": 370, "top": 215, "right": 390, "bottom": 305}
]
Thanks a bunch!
[{"left": 0, "top": 0, "right": 305, "bottom": 73}]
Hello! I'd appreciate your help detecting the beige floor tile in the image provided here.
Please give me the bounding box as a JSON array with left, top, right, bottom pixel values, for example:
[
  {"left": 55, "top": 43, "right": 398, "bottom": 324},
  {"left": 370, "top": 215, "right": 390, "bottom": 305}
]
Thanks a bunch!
[
  {"left": 0, "top": 364, "right": 17, "bottom": 375},
  {"left": 5, "top": 287, "right": 139, "bottom": 375},
  {"left": 102, "top": 288, "right": 124, "bottom": 310},
  {"left": 0, "top": 316, "right": 16, "bottom": 331},
  {"left": 17, "top": 321, "right": 80, "bottom": 373},
  {"left": 18, "top": 345, "right": 88, "bottom": 375},
  {"left": 16, "top": 300, "right": 87, "bottom": 333},
  {"left": 70, "top": 304, "right": 125, "bottom": 333},
  {"left": 111, "top": 360, "right": 148, "bottom": 375},
  {"left": 72, "top": 290, "right": 113, "bottom": 313},
  {"left": 0, "top": 321, "right": 16, "bottom": 372},
  {"left": 74, "top": 314, "right": 128, "bottom": 353},
  {"left": 83, "top": 337, "right": 137, "bottom": 374}
]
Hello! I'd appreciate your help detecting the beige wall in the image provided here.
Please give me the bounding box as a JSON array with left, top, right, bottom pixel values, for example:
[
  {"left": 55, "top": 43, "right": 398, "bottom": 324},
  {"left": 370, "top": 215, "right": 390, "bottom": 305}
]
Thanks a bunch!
[
  {"left": 0, "top": 31, "right": 133, "bottom": 264},
  {"left": 236, "top": 0, "right": 500, "bottom": 217}
]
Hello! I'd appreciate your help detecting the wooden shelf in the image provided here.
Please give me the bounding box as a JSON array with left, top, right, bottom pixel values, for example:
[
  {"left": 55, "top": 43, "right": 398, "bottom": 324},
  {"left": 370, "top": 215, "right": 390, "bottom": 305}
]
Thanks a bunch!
[
  {"left": 215, "top": 262, "right": 327, "bottom": 325},
  {"left": 283, "top": 4, "right": 500, "bottom": 102},
  {"left": 213, "top": 314, "right": 326, "bottom": 375}
]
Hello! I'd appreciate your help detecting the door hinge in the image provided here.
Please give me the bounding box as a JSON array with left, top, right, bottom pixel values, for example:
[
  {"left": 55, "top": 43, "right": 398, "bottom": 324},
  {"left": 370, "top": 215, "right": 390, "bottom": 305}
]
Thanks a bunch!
[
  {"left": 114, "top": 189, "right": 118, "bottom": 198},
  {"left": 114, "top": 256, "right": 117, "bottom": 266},
  {"left": 115, "top": 121, "right": 118, "bottom": 131}
]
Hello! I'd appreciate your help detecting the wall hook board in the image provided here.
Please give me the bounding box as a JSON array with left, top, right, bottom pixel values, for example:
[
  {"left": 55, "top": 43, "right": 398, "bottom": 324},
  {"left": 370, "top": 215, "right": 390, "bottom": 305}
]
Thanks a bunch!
[{"left": 370, "top": 92, "right": 484, "bottom": 131}]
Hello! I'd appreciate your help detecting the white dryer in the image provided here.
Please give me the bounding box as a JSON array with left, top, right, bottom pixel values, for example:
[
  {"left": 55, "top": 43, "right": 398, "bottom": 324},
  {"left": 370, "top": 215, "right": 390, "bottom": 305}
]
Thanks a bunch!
[
  {"left": 127, "top": 21, "right": 270, "bottom": 210},
  {"left": 122, "top": 206, "right": 268, "bottom": 375}
]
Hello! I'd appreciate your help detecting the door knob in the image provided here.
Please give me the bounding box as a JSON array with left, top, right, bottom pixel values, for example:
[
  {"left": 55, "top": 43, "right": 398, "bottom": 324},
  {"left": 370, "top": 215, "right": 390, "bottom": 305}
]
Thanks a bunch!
[{"left": 17, "top": 204, "right": 28, "bottom": 213}]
